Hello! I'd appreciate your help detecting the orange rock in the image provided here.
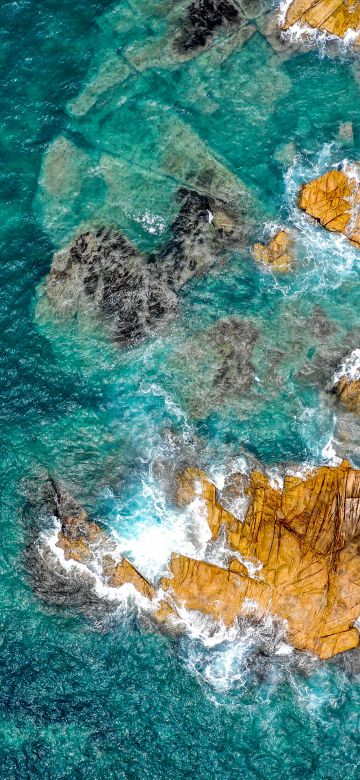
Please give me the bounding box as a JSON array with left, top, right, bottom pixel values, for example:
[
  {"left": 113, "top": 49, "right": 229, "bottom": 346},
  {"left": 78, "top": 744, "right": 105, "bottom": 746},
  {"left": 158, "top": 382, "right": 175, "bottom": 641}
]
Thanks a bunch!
[
  {"left": 57, "top": 511, "right": 109, "bottom": 564},
  {"left": 253, "top": 230, "right": 293, "bottom": 272},
  {"left": 54, "top": 460, "right": 360, "bottom": 660},
  {"left": 282, "top": 0, "right": 360, "bottom": 41},
  {"left": 334, "top": 376, "right": 360, "bottom": 414},
  {"left": 299, "top": 168, "right": 360, "bottom": 246},
  {"left": 163, "top": 461, "right": 360, "bottom": 659},
  {"left": 103, "top": 555, "right": 155, "bottom": 599}
]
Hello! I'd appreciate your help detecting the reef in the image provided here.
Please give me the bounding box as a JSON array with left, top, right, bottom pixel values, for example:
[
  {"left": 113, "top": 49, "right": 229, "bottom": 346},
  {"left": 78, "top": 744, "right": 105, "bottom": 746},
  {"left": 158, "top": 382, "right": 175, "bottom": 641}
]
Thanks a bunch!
[
  {"left": 253, "top": 229, "right": 293, "bottom": 271},
  {"left": 299, "top": 168, "right": 360, "bottom": 248},
  {"left": 282, "top": 0, "right": 360, "bottom": 40},
  {"left": 42, "top": 189, "right": 241, "bottom": 345},
  {"left": 36, "top": 461, "right": 360, "bottom": 660},
  {"left": 167, "top": 316, "right": 259, "bottom": 418}
]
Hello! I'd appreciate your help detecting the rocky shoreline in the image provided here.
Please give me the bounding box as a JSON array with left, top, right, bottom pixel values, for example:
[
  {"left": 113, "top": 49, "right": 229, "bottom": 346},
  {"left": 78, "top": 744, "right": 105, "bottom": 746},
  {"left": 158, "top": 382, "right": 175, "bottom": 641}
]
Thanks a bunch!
[{"left": 32, "top": 459, "right": 360, "bottom": 660}]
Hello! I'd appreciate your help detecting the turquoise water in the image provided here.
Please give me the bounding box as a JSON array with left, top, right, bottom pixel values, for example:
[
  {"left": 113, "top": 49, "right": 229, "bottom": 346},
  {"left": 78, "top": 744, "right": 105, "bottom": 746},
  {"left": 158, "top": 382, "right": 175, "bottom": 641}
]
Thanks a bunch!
[{"left": 2, "top": 0, "right": 360, "bottom": 776}]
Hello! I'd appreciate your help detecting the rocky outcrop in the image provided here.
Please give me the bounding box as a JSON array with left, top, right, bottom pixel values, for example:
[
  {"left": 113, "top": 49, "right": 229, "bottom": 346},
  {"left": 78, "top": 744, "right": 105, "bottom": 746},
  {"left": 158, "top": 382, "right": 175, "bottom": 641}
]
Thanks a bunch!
[
  {"left": 43, "top": 188, "right": 241, "bottom": 345},
  {"left": 299, "top": 168, "right": 360, "bottom": 248},
  {"left": 334, "top": 377, "right": 360, "bottom": 413},
  {"left": 38, "top": 461, "right": 360, "bottom": 660},
  {"left": 45, "top": 482, "right": 174, "bottom": 620},
  {"left": 282, "top": 0, "right": 360, "bottom": 41},
  {"left": 166, "top": 461, "right": 360, "bottom": 659},
  {"left": 253, "top": 230, "right": 293, "bottom": 271},
  {"left": 333, "top": 350, "right": 360, "bottom": 414}
]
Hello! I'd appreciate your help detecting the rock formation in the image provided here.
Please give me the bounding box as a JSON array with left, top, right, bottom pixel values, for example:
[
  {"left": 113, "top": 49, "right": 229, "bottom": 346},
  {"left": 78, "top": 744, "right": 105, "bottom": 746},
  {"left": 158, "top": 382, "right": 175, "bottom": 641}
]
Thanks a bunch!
[
  {"left": 43, "top": 188, "right": 241, "bottom": 345},
  {"left": 45, "top": 481, "right": 174, "bottom": 620},
  {"left": 333, "top": 350, "right": 360, "bottom": 414},
  {"left": 334, "top": 376, "right": 360, "bottom": 413},
  {"left": 165, "top": 461, "right": 360, "bottom": 659},
  {"left": 39, "top": 460, "right": 360, "bottom": 660},
  {"left": 253, "top": 229, "right": 293, "bottom": 271},
  {"left": 282, "top": 0, "right": 360, "bottom": 41},
  {"left": 299, "top": 168, "right": 360, "bottom": 248}
]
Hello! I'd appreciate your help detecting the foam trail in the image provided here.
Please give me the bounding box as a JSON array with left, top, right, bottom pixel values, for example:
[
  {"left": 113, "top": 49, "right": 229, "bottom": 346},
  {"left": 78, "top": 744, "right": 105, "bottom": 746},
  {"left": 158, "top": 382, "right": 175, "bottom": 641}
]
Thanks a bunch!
[
  {"left": 41, "top": 518, "right": 156, "bottom": 612},
  {"left": 178, "top": 608, "right": 292, "bottom": 693}
]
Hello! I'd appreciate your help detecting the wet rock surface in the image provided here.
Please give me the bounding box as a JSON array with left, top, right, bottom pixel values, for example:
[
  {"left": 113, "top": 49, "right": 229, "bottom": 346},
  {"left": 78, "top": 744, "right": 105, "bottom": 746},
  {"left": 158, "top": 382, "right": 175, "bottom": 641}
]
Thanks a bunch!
[
  {"left": 34, "top": 461, "right": 360, "bottom": 660},
  {"left": 253, "top": 229, "right": 294, "bottom": 272},
  {"left": 299, "top": 168, "right": 360, "bottom": 248},
  {"left": 166, "top": 461, "right": 360, "bottom": 659},
  {"left": 332, "top": 350, "right": 360, "bottom": 414},
  {"left": 282, "top": 0, "right": 360, "bottom": 40},
  {"left": 43, "top": 188, "right": 242, "bottom": 345}
]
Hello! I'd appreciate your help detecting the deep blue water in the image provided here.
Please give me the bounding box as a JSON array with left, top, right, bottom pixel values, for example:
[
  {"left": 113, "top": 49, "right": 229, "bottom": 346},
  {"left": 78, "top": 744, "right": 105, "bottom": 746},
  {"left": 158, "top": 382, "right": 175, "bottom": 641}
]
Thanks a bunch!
[{"left": 1, "top": 0, "right": 360, "bottom": 777}]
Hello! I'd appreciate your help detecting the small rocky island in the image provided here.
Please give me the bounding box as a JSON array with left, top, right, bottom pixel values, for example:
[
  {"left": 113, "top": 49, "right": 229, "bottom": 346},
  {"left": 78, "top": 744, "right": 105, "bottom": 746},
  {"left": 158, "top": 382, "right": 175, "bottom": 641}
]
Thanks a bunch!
[{"left": 37, "top": 460, "right": 360, "bottom": 660}]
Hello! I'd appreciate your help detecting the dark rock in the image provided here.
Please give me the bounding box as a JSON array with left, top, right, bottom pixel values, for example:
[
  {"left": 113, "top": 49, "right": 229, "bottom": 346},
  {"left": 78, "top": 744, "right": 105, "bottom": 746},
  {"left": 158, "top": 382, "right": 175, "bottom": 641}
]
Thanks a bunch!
[
  {"left": 44, "top": 187, "right": 242, "bottom": 346},
  {"left": 156, "top": 188, "right": 239, "bottom": 291},
  {"left": 177, "top": 0, "right": 242, "bottom": 52},
  {"left": 45, "top": 227, "right": 178, "bottom": 344}
]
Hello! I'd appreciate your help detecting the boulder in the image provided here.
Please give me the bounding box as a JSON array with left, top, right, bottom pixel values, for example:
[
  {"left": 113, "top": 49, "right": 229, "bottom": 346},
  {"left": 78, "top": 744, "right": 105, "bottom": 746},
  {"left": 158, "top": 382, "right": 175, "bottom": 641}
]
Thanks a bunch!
[
  {"left": 299, "top": 168, "right": 360, "bottom": 248},
  {"left": 253, "top": 229, "right": 293, "bottom": 271},
  {"left": 282, "top": 0, "right": 360, "bottom": 40}
]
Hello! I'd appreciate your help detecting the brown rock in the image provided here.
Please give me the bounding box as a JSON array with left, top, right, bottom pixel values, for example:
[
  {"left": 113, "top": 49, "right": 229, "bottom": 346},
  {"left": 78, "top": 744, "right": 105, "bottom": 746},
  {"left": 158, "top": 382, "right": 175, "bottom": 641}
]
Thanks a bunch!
[
  {"left": 282, "top": 0, "right": 360, "bottom": 40},
  {"left": 57, "top": 511, "right": 109, "bottom": 565},
  {"left": 299, "top": 168, "right": 360, "bottom": 247},
  {"left": 161, "top": 461, "right": 360, "bottom": 659},
  {"left": 53, "top": 460, "right": 360, "bottom": 660},
  {"left": 253, "top": 230, "right": 293, "bottom": 272},
  {"left": 334, "top": 376, "right": 360, "bottom": 414}
]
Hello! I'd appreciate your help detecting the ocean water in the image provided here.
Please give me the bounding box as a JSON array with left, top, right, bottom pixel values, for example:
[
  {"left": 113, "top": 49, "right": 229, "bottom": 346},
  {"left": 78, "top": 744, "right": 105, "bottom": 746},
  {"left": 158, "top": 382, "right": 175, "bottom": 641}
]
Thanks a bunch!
[{"left": 2, "top": 0, "right": 360, "bottom": 777}]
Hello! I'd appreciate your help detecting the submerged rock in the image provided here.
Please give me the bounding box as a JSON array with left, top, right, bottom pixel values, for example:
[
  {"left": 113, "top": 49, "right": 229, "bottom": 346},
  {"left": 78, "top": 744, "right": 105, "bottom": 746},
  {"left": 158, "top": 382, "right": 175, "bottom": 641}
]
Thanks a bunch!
[
  {"left": 154, "top": 188, "right": 241, "bottom": 291},
  {"left": 253, "top": 229, "right": 293, "bottom": 272},
  {"left": 42, "top": 188, "right": 241, "bottom": 345},
  {"left": 176, "top": 0, "right": 242, "bottom": 52},
  {"left": 44, "top": 226, "right": 177, "bottom": 344},
  {"left": 299, "top": 167, "right": 360, "bottom": 248},
  {"left": 167, "top": 316, "right": 259, "bottom": 418},
  {"left": 35, "top": 460, "right": 360, "bottom": 660},
  {"left": 282, "top": 0, "right": 360, "bottom": 41}
]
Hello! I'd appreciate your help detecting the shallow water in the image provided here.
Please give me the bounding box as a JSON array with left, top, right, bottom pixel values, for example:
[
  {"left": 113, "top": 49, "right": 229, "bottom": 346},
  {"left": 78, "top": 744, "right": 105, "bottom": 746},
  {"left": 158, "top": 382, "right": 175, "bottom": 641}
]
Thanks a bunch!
[{"left": 2, "top": 0, "right": 360, "bottom": 777}]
